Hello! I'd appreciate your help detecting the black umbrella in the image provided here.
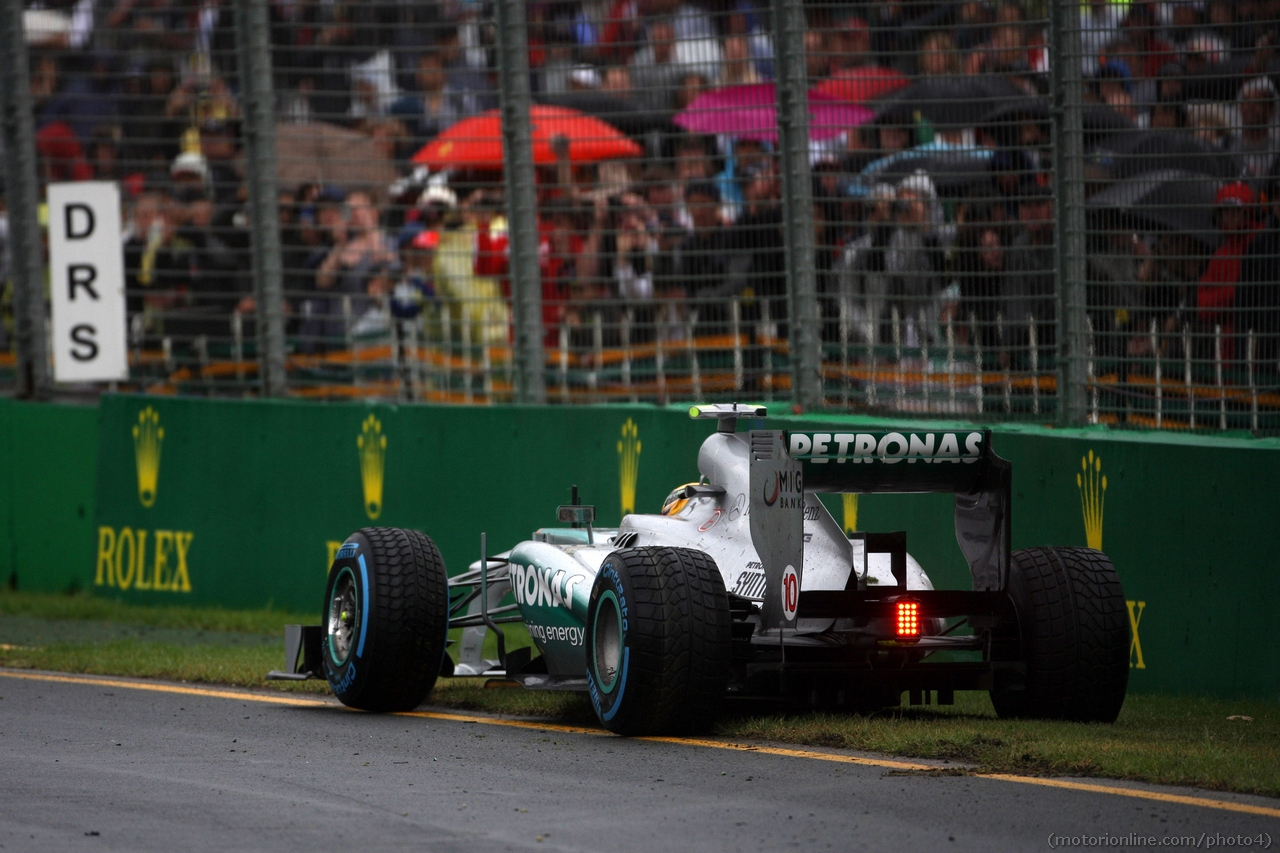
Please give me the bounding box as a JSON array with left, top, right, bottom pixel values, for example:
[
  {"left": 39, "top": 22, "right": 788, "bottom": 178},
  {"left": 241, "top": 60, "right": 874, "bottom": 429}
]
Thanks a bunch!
[
  {"left": 534, "top": 93, "right": 676, "bottom": 139},
  {"left": 1176, "top": 56, "right": 1255, "bottom": 103},
  {"left": 1086, "top": 169, "right": 1222, "bottom": 248},
  {"left": 857, "top": 145, "right": 996, "bottom": 192},
  {"left": 980, "top": 97, "right": 1135, "bottom": 145},
  {"left": 1093, "top": 130, "right": 1237, "bottom": 180},
  {"left": 874, "top": 75, "right": 1026, "bottom": 127}
]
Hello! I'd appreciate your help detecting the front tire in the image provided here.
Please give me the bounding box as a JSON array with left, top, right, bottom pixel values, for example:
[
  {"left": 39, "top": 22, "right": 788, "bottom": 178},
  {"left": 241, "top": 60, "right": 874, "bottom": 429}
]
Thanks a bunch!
[
  {"left": 586, "top": 547, "right": 732, "bottom": 735},
  {"left": 990, "top": 546, "right": 1129, "bottom": 722},
  {"left": 322, "top": 527, "right": 449, "bottom": 712}
]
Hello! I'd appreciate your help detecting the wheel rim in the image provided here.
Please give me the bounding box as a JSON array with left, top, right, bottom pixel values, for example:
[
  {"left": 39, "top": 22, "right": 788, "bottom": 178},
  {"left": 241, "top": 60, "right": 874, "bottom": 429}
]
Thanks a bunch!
[
  {"left": 328, "top": 567, "right": 359, "bottom": 665},
  {"left": 592, "top": 590, "right": 623, "bottom": 695}
]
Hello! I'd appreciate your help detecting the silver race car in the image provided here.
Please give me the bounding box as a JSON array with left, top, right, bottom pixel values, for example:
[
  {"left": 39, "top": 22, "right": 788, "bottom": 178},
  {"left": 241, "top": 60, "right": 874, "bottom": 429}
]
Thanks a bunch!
[{"left": 270, "top": 404, "right": 1130, "bottom": 734}]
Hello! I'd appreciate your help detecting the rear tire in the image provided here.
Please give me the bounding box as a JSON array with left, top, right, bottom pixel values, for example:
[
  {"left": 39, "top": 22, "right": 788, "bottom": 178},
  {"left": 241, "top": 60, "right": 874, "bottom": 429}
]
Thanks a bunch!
[
  {"left": 585, "top": 547, "right": 732, "bottom": 735},
  {"left": 990, "top": 546, "right": 1129, "bottom": 722},
  {"left": 322, "top": 527, "right": 449, "bottom": 712}
]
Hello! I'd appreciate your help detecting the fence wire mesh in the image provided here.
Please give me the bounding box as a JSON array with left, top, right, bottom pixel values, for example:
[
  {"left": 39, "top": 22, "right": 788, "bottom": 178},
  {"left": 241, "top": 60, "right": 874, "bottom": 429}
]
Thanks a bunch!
[{"left": 2, "top": 1, "right": 1279, "bottom": 432}]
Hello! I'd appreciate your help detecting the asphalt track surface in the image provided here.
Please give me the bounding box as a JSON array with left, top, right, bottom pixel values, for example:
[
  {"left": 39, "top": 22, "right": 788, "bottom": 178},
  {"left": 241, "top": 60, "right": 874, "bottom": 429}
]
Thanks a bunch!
[{"left": 1, "top": 670, "right": 1276, "bottom": 853}]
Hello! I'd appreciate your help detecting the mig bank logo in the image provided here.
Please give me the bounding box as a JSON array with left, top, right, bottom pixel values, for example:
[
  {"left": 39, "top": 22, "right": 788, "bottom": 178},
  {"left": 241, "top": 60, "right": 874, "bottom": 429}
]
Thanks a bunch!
[
  {"left": 132, "top": 407, "right": 164, "bottom": 508},
  {"left": 358, "top": 414, "right": 387, "bottom": 520},
  {"left": 1076, "top": 450, "right": 1107, "bottom": 550},
  {"left": 617, "top": 419, "right": 641, "bottom": 516}
]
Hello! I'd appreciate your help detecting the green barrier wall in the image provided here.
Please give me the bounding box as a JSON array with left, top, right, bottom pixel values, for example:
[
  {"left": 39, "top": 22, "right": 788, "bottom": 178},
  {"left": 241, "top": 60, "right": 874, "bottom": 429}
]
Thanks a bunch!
[
  {"left": 0, "top": 399, "right": 98, "bottom": 592},
  {"left": 3, "top": 394, "right": 1277, "bottom": 700}
]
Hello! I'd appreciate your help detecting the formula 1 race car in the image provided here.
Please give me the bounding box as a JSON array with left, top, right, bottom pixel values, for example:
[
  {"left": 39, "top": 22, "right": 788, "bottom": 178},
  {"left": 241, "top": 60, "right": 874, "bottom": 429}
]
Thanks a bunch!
[{"left": 269, "top": 404, "right": 1130, "bottom": 734}]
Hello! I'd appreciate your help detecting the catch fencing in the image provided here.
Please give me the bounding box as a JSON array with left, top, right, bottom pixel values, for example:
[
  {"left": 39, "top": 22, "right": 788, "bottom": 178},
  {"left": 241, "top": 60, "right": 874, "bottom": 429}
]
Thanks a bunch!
[{"left": 2, "top": 1, "right": 1278, "bottom": 432}]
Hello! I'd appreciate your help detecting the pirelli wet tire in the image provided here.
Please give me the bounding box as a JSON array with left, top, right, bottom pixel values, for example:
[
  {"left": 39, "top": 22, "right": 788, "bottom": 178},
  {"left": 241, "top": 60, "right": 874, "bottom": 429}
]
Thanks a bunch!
[
  {"left": 585, "top": 547, "right": 732, "bottom": 736},
  {"left": 322, "top": 527, "right": 449, "bottom": 712},
  {"left": 991, "top": 547, "right": 1129, "bottom": 723}
]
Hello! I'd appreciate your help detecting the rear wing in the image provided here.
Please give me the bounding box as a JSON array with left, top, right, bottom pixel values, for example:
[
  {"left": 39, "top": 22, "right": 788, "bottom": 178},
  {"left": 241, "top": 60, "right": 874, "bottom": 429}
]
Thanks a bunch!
[{"left": 749, "top": 429, "right": 1011, "bottom": 629}]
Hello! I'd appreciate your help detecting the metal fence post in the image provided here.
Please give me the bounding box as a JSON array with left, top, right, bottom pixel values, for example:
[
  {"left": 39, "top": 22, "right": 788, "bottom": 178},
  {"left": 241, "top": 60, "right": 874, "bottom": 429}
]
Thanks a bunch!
[
  {"left": 1, "top": 0, "right": 49, "bottom": 397},
  {"left": 495, "top": 0, "right": 546, "bottom": 405},
  {"left": 771, "top": 0, "right": 821, "bottom": 410},
  {"left": 1051, "top": 0, "right": 1088, "bottom": 425},
  {"left": 235, "top": 0, "right": 287, "bottom": 397}
]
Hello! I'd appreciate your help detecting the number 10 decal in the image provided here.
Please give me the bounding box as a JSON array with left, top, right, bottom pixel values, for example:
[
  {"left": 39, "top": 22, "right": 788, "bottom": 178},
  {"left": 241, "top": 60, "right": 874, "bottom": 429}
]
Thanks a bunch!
[{"left": 781, "top": 565, "right": 799, "bottom": 621}]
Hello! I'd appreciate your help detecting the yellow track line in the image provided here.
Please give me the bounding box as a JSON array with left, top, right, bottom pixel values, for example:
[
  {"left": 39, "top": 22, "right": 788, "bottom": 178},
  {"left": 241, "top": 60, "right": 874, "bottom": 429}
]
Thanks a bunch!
[
  {"left": 3, "top": 670, "right": 1277, "bottom": 819},
  {"left": 979, "top": 775, "right": 1280, "bottom": 820},
  {"left": 0, "top": 670, "right": 328, "bottom": 707}
]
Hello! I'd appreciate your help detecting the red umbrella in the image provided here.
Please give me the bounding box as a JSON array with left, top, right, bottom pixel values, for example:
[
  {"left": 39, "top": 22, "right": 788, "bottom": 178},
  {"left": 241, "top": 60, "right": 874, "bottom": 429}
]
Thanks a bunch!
[
  {"left": 411, "top": 105, "right": 642, "bottom": 170},
  {"left": 812, "top": 66, "right": 909, "bottom": 104}
]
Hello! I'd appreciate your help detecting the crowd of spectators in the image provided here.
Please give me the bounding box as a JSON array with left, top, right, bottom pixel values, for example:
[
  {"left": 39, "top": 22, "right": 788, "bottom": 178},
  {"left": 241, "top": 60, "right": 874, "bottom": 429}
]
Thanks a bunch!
[{"left": 3, "top": 0, "right": 1280, "bottom": 388}]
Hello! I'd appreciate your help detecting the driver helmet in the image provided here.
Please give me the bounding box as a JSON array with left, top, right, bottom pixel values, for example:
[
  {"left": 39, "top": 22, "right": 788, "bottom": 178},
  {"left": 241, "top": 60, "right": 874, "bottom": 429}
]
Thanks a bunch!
[{"left": 660, "top": 482, "right": 701, "bottom": 517}]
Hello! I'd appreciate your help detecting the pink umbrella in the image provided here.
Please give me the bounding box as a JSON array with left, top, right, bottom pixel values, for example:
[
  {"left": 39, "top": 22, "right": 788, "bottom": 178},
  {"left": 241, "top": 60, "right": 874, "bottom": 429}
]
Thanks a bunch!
[{"left": 674, "top": 83, "right": 874, "bottom": 142}]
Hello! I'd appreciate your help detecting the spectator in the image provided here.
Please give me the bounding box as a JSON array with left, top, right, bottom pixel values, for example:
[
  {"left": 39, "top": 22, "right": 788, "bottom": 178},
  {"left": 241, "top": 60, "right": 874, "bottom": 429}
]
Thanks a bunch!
[
  {"left": 836, "top": 182, "right": 895, "bottom": 345},
  {"left": 1198, "top": 182, "right": 1262, "bottom": 360},
  {"left": 672, "top": 181, "right": 735, "bottom": 337},
  {"left": 391, "top": 228, "right": 440, "bottom": 326},
  {"left": 433, "top": 189, "right": 510, "bottom": 346},
  {"left": 1238, "top": 193, "right": 1280, "bottom": 372},
  {"left": 35, "top": 121, "right": 93, "bottom": 183},
  {"left": 1127, "top": 232, "right": 1204, "bottom": 358},
  {"left": 599, "top": 0, "right": 644, "bottom": 64},
  {"left": 36, "top": 51, "right": 121, "bottom": 143},
  {"left": 1187, "top": 101, "right": 1231, "bottom": 150},
  {"left": 198, "top": 119, "right": 242, "bottom": 206},
  {"left": 296, "top": 186, "right": 349, "bottom": 352},
  {"left": 955, "top": 0, "right": 994, "bottom": 53},
  {"left": 121, "top": 57, "right": 181, "bottom": 169},
  {"left": 103, "top": 0, "right": 193, "bottom": 62},
  {"left": 720, "top": 34, "right": 763, "bottom": 86},
  {"left": 964, "top": 1, "right": 1047, "bottom": 80},
  {"left": 1229, "top": 77, "right": 1280, "bottom": 196},
  {"left": 1081, "top": 0, "right": 1124, "bottom": 76},
  {"left": 1004, "top": 184, "right": 1057, "bottom": 367},
  {"left": 350, "top": 264, "right": 396, "bottom": 339},
  {"left": 917, "top": 31, "right": 960, "bottom": 77},
  {"left": 1092, "top": 60, "right": 1139, "bottom": 124},
  {"left": 629, "top": 18, "right": 722, "bottom": 111},
  {"left": 952, "top": 220, "right": 1008, "bottom": 355},
  {"left": 391, "top": 52, "right": 466, "bottom": 150},
  {"left": 309, "top": 189, "right": 398, "bottom": 348},
  {"left": 122, "top": 190, "right": 191, "bottom": 346},
  {"left": 601, "top": 65, "right": 635, "bottom": 97},
  {"left": 885, "top": 172, "right": 946, "bottom": 349},
  {"left": 86, "top": 125, "right": 134, "bottom": 186},
  {"left": 1150, "top": 98, "right": 1187, "bottom": 130},
  {"left": 830, "top": 16, "right": 875, "bottom": 73},
  {"left": 1105, "top": 4, "right": 1176, "bottom": 86},
  {"left": 805, "top": 28, "right": 829, "bottom": 81},
  {"left": 1087, "top": 226, "right": 1149, "bottom": 358},
  {"left": 675, "top": 71, "right": 710, "bottom": 111},
  {"left": 172, "top": 183, "right": 241, "bottom": 341}
]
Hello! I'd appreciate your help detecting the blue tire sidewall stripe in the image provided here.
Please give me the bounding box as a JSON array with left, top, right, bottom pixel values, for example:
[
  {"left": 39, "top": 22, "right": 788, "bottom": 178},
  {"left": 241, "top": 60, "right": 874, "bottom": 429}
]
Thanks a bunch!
[
  {"left": 593, "top": 589, "right": 622, "bottom": 696},
  {"left": 588, "top": 563, "right": 630, "bottom": 723},
  {"left": 599, "top": 647, "right": 629, "bottom": 722},
  {"left": 356, "top": 553, "right": 370, "bottom": 659},
  {"left": 327, "top": 565, "right": 356, "bottom": 666}
]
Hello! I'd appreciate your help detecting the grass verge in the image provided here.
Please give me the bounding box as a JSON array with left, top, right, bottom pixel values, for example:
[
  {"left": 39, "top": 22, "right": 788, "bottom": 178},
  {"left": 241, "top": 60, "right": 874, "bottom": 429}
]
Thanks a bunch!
[
  {"left": 0, "top": 591, "right": 1276, "bottom": 798},
  {"left": 0, "top": 589, "right": 311, "bottom": 634}
]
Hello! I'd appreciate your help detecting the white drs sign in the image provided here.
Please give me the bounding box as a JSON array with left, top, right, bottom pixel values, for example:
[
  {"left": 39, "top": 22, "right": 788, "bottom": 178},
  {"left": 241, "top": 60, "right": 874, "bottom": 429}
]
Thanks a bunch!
[{"left": 48, "top": 181, "right": 128, "bottom": 382}]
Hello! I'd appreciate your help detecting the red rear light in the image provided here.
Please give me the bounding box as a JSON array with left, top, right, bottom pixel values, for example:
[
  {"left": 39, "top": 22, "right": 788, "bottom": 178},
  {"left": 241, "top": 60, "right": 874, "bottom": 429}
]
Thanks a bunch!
[{"left": 895, "top": 599, "right": 921, "bottom": 641}]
